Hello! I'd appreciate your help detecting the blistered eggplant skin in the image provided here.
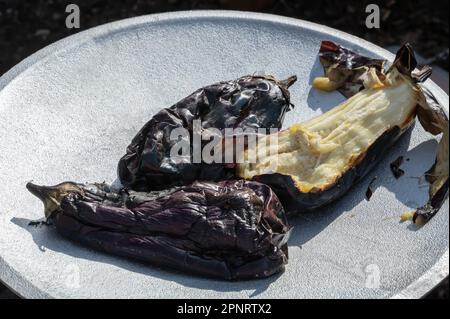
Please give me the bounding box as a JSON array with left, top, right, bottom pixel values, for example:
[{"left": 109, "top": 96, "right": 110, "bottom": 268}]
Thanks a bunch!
[
  {"left": 118, "top": 75, "right": 296, "bottom": 191},
  {"left": 253, "top": 126, "right": 409, "bottom": 213},
  {"left": 28, "top": 180, "right": 290, "bottom": 280},
  {"left": 318, "top": 41, "right": 386, "bottom": 98}
]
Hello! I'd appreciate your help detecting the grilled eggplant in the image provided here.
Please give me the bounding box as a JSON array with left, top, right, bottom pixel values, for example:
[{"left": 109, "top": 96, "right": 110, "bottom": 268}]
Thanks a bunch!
[
  {"left": 237, "top": 42, "right": 448, "bottom": 222},
  {"left": 118, "top": 75, "right": 297, "bottom": 191},
  {"left": 26, "top": 180, "right": 290, "bottom": 280}
]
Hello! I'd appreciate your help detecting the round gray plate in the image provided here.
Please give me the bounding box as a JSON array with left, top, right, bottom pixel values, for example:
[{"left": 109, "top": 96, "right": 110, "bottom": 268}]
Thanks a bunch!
[{"left": 0, "top": 11, "right": 448, "bottom": 299}]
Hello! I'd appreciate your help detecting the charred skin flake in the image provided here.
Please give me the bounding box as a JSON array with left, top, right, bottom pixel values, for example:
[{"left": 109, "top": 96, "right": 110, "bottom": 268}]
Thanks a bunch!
[{"left": 390, "top": 156, "right": 405, "bottom": 179}]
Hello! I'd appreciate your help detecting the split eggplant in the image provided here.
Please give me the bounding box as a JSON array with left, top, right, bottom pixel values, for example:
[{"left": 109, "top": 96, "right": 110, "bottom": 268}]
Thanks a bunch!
[
  {"left": 26, "top": 180, "right": 290, "bottom": 280},
  {"left": 237, "top": 42, "right": 449, "bottom": 224},
  {"left": 118, "top": 75, "right": 297, "bottom": 191}
]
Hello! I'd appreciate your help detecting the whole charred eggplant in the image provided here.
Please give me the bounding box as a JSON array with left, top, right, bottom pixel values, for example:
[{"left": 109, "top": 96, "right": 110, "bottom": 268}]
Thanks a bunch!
[
  {"left": 118, "top": 75, "right": 297, "bottom": 191},
  {"left": 26, "top": 180, "right": 290, "bottom": 280},
  {"left": 237, "top": 42, "right": 449, "bottom": 224}
]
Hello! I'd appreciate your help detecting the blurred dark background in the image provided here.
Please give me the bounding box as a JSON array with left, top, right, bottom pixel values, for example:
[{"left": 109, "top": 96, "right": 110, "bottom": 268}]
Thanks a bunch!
[
  {"left": 0, "top": 0, "right": 448, "bottom": 299},
  {"left": 0, "top": 0, "right": 449, "bottom": 76}
]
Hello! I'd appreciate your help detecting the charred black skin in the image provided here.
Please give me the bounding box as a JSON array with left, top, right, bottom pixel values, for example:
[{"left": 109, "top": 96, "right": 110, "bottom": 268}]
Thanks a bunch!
[
  {"left": 118, "top": 75, "right": 296, "bottom": 191},
  {"left": 414, "top": 179, "right": 449, "bottom": 224},
  {"left": 30, "top": 180, "right": 290, "bottom": 280},
  {"left": 253, "top": 126, "right": 409, "bottom": 213},
  {"left": 318, "top": 41, "right": 386, "bottom": 98}
]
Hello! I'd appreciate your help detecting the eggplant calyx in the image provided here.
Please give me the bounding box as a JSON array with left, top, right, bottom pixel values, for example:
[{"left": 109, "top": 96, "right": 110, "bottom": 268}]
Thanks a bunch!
[
  {"left": 388, "top": 43, "right": 417, "bottom": 77},
  {"left": 26, "top": 182, "right": 83, "bottom": 221},
  {"left": 273, "top": 75, "right": 298, "bottom": 108},
  {"left": 278, "top": 75, "right": 298, "bottom": 89},
  {"left": 388, "top": 43, "right": 432, "bottom": 84}
]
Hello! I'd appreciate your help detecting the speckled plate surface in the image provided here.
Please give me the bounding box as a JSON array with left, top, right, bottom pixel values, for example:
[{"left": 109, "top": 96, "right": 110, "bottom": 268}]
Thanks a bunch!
[{"left": 0, "top": 11, "right": 448, "bottom": 299}]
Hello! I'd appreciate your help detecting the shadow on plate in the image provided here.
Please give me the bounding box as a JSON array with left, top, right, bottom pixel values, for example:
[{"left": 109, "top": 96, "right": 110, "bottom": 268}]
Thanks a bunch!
[
  {"left": 287, "top": 126, "right": 427, "bottom": 246},
  {"left": 367, "top": 139, "right": 438, "bottom": 208},
  {"left": 11, "top": 216, "right": 281, "bottom": 297}
]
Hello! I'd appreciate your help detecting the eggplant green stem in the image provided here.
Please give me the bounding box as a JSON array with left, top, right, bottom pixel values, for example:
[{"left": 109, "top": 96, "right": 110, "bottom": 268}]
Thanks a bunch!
[{"left": 26, "top": 182, "right": 82, "bottom": 222}]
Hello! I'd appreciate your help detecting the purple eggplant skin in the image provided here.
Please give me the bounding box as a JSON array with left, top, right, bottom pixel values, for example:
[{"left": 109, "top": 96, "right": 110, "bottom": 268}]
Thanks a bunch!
[
  {"left": 253, "top": 126, "right": 410, "bottom": 213},
  {"left": 118, "top": 75, "right": 297, "bottom": 191},
  {"left": 26, "top": 180, "right": 290, "bottom": 280},
  {"left": 413, "top": 87, "right": 449, "bottom": 226}
]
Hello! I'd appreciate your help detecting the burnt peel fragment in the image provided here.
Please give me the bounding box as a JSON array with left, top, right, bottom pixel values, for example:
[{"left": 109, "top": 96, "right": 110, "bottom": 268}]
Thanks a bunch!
[
  {"left": 118, "top": 75, "right": 297, "bottom": 191},
  {"left": 390, "top": 156, "right": 405, "bottom": 179}
]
